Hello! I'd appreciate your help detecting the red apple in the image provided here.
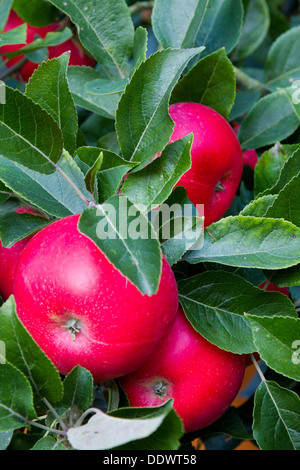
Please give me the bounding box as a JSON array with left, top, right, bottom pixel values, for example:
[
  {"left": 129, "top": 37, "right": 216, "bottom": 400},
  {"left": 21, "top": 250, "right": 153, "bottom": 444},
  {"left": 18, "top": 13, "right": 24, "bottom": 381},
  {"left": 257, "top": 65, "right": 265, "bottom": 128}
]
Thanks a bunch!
[
  {"left": 259, "top": 280, "right": 289, "bottom": 297},
  {"left": 13, "top": 214, "right": 179, "bottom": 382},
  {"left": 1, "top": 10, "right": 95, "bottom": 82},
  {"left": 119, "top": 306, "right": 245, "bottom": 433},
  {"left": 0, "top": 206, "right": 39, "bottom": 302},
  {"left": 168, "top": 103, "right": 243, "bottom": 228}
]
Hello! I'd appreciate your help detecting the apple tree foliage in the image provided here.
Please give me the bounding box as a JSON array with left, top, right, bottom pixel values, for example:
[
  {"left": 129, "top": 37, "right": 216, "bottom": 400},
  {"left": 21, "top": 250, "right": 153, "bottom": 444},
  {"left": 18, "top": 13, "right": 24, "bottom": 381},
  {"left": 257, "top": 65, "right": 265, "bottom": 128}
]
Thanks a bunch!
[{"left": 0, "top": 0, "right": 299, "bottom": 451}]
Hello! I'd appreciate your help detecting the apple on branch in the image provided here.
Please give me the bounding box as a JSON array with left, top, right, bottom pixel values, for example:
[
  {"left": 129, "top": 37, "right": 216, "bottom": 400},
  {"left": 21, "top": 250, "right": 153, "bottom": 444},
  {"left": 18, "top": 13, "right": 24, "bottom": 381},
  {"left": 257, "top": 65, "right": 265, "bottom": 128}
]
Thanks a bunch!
[{"left": 119, "top": 305, "right": 246, "bottom": 434}]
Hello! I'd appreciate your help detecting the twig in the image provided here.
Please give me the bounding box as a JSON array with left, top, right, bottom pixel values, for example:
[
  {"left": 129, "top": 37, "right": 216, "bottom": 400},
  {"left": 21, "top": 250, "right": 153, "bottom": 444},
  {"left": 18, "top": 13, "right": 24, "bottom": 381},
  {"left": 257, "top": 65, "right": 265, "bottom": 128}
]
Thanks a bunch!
[
  {"left": 0, "top": 56, "right": 28, "bottom": 80},
  {"left": 233, "top": 66, "right": 268, "bottom": 94}
]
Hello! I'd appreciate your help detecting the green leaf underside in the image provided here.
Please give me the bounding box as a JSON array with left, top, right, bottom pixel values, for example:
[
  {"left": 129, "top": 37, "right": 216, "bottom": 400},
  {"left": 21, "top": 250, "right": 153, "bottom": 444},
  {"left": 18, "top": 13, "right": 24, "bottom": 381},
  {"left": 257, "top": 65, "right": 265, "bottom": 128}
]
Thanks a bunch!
[
  {"left": 0, "top": 87, "right": 63, "bottom": 175},
  {"left": 185, "top": 216, "right": 300, "bottom": 270},
  {"left": 78, "top": 197, "right": 162, "bottom": 296},
  {"left": 0, "top": 151, "right": 91, "bottom": 218},
  {"left": 25, "top": 53, "right": 78, "bottom": 156},
  {"left": 253, "top": 381, "right": 300, "bottom": 450}
]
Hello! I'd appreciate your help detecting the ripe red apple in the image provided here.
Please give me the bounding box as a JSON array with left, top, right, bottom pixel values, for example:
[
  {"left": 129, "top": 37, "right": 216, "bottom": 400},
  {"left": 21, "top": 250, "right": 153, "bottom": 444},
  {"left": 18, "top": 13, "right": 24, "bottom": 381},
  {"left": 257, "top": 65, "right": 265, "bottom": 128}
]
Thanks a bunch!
[
  {"left": 0, "top": 206, "right": 39, "bottom": 302},
  {"left": 168, "top": 103, "right": 243, "bottom": 228},
  {"left": 13, "top": 214, "right": 179, "bottom": 382},
  {"left": 119, "top": 306, "right": 245, "bottom": 433},
  {"left": 1, "top": 10, "right": 95, "bottom": 82}
]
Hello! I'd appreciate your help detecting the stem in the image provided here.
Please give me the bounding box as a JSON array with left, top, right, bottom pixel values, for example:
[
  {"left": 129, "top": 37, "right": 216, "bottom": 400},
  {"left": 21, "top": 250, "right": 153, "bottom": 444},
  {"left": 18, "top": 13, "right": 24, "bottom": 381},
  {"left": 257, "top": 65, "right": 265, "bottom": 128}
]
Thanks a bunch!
[
  {"left": 42, "top": 398, "right": 68, "bottom": 433},
  {"left": 0, "top": 56, "right": 28, "bottom": 80},
  {"left": 73, "top": 407, "right": 101, "bottom": 428},
  {"left": 233, "top": 66, "right": 268, "bottom": 94},
  {"left": 129, "top": 1, "right": 154, "bottom": 15},
  {"left": 27, "top": 419, "right": 67, "bottom": 436}
]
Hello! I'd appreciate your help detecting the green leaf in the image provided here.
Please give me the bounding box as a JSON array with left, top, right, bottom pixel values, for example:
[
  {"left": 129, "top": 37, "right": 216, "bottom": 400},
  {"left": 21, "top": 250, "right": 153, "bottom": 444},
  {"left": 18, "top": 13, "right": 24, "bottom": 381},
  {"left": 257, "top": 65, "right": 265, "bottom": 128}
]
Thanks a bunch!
[
  {"left": 0, "top": 23, "right": 27, "bottom": 47},
  {"left": 0, "top": 362, "right": 37, "bottom": 432},
  {"left": 111, "top": 406, "right": 183, "bottom": 451},
  {"left": 0, "top": 297, "right": 63, "bottom": 404},
  {"left": 48, "top": 0, "right": 134, "bottom": 78},
  {"left": 234, "top": 0, "right": 270, "bottom": 60},
  {"left": 264, "top": 25, "right": 300, "bottom": 91},
  {"left": 0, "top": 211, "right": 51, "bottom": 248},
  {"left": 195, "top": 0, "right": 244, "bottom": 56},
  {"left": 159, "top": 215, "right": 204, "bottom": 267},
  {"left": 264, "top": 264, "right": 300, "bottom": 288},
  {"left": 240, "top": 194, "right": 278, "bottom": 218},
  {"left": 254, "top": 142, "right": 288, "bottom": 197},
  {"left": 200, "top": 406, "right": 253, "bottom": 441},
  {"left": 247, "top": 315, "right": 300, "bottom": 381},
  {"left": 0, "top": 430, "right": 13, "bottom": 450},
  {"left": 260, "top": 147, "right": 300, "bottom": 197},
  {"left": 59, "top": 366, "right": 93, "bottom": 411},
  {"left": 253, "top": 381, "right": 300, "bottom": 450},
  {"left": 84, "top": 78, "right": 129, "bottom": 96},
  {"left": 0, "top": 151, "right": 91, "bottom": 218},
  {"left": 4, "top": 27, "right": 73, "bottom": 59},
  {"left": 184, "top": 216, "right": 300, "bottom": 270},
  {"left": 78, "top": 196, "right": 162, "bottom": 296},
  {"left": 238, "top": 90, "right": 300, "bottom": 150},
  {"left": 178, "top": 271, "right": 296, "bottom": 354},
  {"left": 68, "top": 66, "right": 120, "bottom": 119},
  {"left": 0, "top": 86, "right": 63, "bottom": 175},
  {"left": 152, "top": 0, "right": 206, "bottom": 49},
  {"left": 67, "top": 400, "right": 181, "bottom": 450},
  {"left": 265, "top": 171, "right": 300, "bottom": 227},
  {"left": 0, "top": 0, "right": 13, "bottom": 32},
  {"left": 122, "top": 134, "right": 193, "bottom": 212},
  {"left": 229, "top": 90, "right": 261, "bottom": 122},
  {"left": 75, "top": 147, "right": 137, "bottom": 203},
  {"left": 170, "top": 48, "right": 236, "bottom": 120},
  {"left": 12, "top": 0, "right": 58, "bottom": 27},
  {"left": 115, "top": 47, "right": 204, "bottom": 170},
  {"left": 84, "top": 151, "right": 103, "bottom": 198},
  {"left": 31, "top": 436, "right": 67, "bottom": 450},
  {"left": 25, "top": 53, "right": 78, "bottom": 156},
  {"left": 132, "top": 26, "right": 147, "bottom": 73}
]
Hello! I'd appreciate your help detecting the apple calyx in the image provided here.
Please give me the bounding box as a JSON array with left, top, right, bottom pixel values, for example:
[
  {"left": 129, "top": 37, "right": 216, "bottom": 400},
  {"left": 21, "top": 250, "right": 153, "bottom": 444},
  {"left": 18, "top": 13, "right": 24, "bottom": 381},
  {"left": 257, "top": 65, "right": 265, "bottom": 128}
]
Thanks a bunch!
[
  {"left": 153, "top": 380, "right": 169, "bottom": 399},
  {"left": 215, "top": 180, "right": 226, "bottom": 192},
  {"left": 61, "top": 318, "right": 82, "bottom": 341}
]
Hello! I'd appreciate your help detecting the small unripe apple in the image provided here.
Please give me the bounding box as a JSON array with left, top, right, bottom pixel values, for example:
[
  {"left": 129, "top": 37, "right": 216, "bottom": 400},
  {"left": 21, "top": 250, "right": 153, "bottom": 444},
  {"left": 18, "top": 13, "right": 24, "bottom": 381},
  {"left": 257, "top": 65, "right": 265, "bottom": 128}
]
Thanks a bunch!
[
  {"left": 1, "top": 10, "right": 95, "bottom": 82},
  {"left": 119, "top": 306, "right": 245, "bottom": 433},
  {"left": 0, "top": 206, "right": 39, "bottom": 301},
  {"left": 168, "top": 103, "right": 243, "bottom": 228},
  {"left": 13, "top": 214, "right": 179, "bottom": 382}
]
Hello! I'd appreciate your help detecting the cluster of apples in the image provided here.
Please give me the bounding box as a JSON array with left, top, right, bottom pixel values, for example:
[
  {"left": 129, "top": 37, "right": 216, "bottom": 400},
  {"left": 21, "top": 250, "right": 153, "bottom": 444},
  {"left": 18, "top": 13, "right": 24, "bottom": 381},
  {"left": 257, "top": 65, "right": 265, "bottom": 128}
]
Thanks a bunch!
[
  {"left": 0, "top": 12, "right": 289, "bottom": 434},
  {"left": 1, "top": 10, "right": 95, "bottom": 81}
]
